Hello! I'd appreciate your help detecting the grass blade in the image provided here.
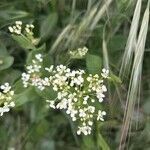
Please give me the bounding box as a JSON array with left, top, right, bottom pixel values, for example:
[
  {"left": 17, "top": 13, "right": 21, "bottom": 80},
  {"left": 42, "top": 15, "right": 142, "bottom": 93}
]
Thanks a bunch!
[
  {"left": 119, "top": 1, "right": 150, "bottom": 149},
  {"left": 119, "top": 0, "right": 142, "bottom": 79}
]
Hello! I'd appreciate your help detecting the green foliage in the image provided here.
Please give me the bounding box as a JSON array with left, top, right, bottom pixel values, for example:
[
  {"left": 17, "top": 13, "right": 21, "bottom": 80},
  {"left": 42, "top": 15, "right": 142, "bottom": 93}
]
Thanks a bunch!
[
  {"left": 97, "top": 133, "right": 110, "bottom": 150},
  {"left": 86, "top": 54, "right": 102, "bottom": 74},
  {"left": 0, "top": 56, "right": 14, "bottom": 71},
  {"left": 40, "top": 13, "right": 58, "bottom": 41},
  {"left": 12, "top": 35, "right": 36, "bottom": 50},
  {"left": 0, "top": 0, "right": 150, "bottom": 150}
]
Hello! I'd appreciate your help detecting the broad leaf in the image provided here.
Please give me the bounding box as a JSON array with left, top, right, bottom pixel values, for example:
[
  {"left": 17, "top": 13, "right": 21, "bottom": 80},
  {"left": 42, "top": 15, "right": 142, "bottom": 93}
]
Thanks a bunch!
[
  {"left": 86, "top": 54, "right": 102, "bottom": 74},
  {"left": 0, "top": 56, "right": 14, "bottom": 71},
  {"left": 12, "top": 35, "right": 36, "bottom": 50}
]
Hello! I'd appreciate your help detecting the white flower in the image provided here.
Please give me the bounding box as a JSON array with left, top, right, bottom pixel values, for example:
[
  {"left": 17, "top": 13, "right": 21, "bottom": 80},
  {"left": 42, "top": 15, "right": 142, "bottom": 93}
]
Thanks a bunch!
[
  {"left": 33, "top": 64, "right": 41, "bottom": 72},
  {"left": 45, "top": 65, "right": 54, "bottom": 72},
  {"left": 88, "top": 121, "right": 93, "bottom": 126},
  {"left": 88, "top": 106, "right": 95, "bottom": 113},
  {"left": 46, "top": 100, "right": 55, "bottom": 109},
  {"left": 97, "top": 110, "right": 106, "bottom": 121},
  {"left": 42, "top": 77, "right": 50, "bottom": 86},
  {"left": 0, "top": 106, "right": 10, "bottom": 116},
  {"left": 87, "top": 76, "right": 92, "bottom": 82},
  {"left": 8, "top": 21, "right": 36, "bottom": 36},
  {"left": 9, "top": 102, "right": 15, "bottom": 107},
  {"left": 25, "top": 27, "right": 30, "bottom": 33},
  {"left": 30, "top": 24, "right": 34, "bottom": 28},
  {"left": 22, "top": 73, "right": 30, "bottom": 81},
  {"left": 15, "top": 21, "right": 22, "bottom": 25},
  {"left": 8, "top": 26, "right": 14, "bottom": 33},
  {"left": 79, "top": 109, "right": 86, "bottom": 117},
  {"left": 69, "top": 47, "right": 88, "bottom": 58},
  {"left": 0, "top": 83, "right": 15, "bottom": 116},
  {"left": 8, "top": 21, "right": 23, "bottom": 35},
  {"left": 77, "top": 125, "right": 91, "bottom": 135},
  {"left": 22, "top": 73, "right": 30, "bottom": 87},
  {"left": 22, "top": 54, "right": 109, "bottom": 135},
  {"left": 56, "top": 98, "right": 68, "bottom": 109},
  {"left": 25, "top": 24, "right": 34, "bottom": 35},
  {"left": 101, "top": 68, "right": 109, "bottom": 78},
  {"left": 0, "top": 83, "right": 11, "bottom": 93},
  {"left": 35, "top": 54, "right": 43, "bottom": 62},
  {"left": 96, "top": 92, "right": 105, "bottom": 102},
  {"left": 101, "top": 85, "right": 107, "bottom": 92}
]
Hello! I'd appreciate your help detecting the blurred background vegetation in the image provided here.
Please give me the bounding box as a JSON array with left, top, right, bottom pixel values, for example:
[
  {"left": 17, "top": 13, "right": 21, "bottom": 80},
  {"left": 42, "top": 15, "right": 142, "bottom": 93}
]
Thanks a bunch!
[{"left": 0, "top": 0, "right": 150, "bottom": 150}]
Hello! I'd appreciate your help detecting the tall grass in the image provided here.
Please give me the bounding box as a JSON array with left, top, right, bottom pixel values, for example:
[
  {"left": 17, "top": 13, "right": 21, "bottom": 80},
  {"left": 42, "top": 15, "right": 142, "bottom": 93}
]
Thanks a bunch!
[
  {"left": 119, "top": 0, "right": 142, "bottom": 79},
  {"left": 50, "top": 0, "right": 112, "bottom": 56},
  {"left": 119, "top": 1, "right": 150, "bottom": 149}
]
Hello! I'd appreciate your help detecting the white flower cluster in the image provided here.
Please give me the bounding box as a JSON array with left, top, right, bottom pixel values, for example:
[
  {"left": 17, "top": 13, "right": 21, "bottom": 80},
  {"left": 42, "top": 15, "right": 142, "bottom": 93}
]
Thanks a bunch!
[
  {"left": 8, "top": 21, "right": 22, "bottom": 35},
  {"left": 69, "top": 47, "right": 88, "bottom": 58},
  {"left": 21, "top": 54, "right": 49, "bottom": 90},
  {"left": 0, "top": 83, "right": 15, "bottom": 116},
  {"left": 45, "top": 65, "right": 109, "bottom": 135},
  {"left": 22, "top": 53, "right": 109, "bottom": 135},
  {"left": 25, "top": 24, "right": 34, "bottom": 35},
  {"left": 8, "top": 21, "right": 34, "bottom": 35}
]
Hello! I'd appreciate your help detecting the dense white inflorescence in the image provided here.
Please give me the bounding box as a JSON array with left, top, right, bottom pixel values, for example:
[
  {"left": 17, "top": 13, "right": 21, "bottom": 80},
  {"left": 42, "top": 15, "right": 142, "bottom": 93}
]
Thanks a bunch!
[
  {"left": 22, "top": 53, "right": 109, "bottom": 135},
  {"left": 0, "top": 83, "right": 15, "bottom": 116},
  {"left": 8, "top": 21, "right": 109, "bottom": 135},
  {"left": 21, "top": 53, "right": 50, "bottom": 90},
  {"left": 8, "top": 21, "right": 22, "bottom": 35},
  {"left": 69, "top": 47, "right": 88, "bottom": 58},
  {"left": 8, "top": 21, "right": 34, "bottom": 35}
]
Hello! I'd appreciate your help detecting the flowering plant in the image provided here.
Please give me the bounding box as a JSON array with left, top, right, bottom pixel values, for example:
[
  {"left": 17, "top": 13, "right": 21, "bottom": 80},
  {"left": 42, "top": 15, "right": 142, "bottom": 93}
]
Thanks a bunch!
[
  {"left": 0, "top": 21, "right": 110, "bottom": 137},
  {"left": 21, "top": 51, "right": 109, "bottom": 135},
  {"left": 0, "top": 83, "right": 15, "bottom": 116}
]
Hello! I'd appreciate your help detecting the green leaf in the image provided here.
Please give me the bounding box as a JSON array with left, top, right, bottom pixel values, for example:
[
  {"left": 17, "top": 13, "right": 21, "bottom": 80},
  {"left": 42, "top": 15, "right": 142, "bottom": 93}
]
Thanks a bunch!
[
  {"left": 37, "top": 44, "right": 46, "bottom": 52},
  {"left": 97, "top": 133, "right": 110, "bottom": 150},
  {"left": 35, "top": 87, "right": 56, "bottom": 100},
  {"left": 0, "top": 10, "right": 30, "bottom": 21},
  {"left": 40, "top": 13, "right": 58, "bottom": 40},
  {"left": 26, "top": 44, "right": 47, "bottom": 64},
  {"left": 0, "top": 42, "right": 9, "bottom": 56},
  {"left": 0, "top": 69, "right": 21, "bottom": 84},
  {"left": 109, "top": 73, "right": 122, "bottom": 84},
  {"left": 15, "top": 87, "right": 38, "bottom": 106},
  {"left": 43, "top": 54, "right": 54, "bottom": 68},
  {"left": 12, "top": 34, "right": 36, "bottom": 50},
  {"left": 143, "top": 99, "right": 150, "bottom": 115},
  {"left": 86, "top": 54, "right": 102, "bottom": 74},
  {"left": 82, "top": 136, "right": 96, "bottom": 150},
  {"left": 0, "top": 56, "right": 14, "bottom": 71}
]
